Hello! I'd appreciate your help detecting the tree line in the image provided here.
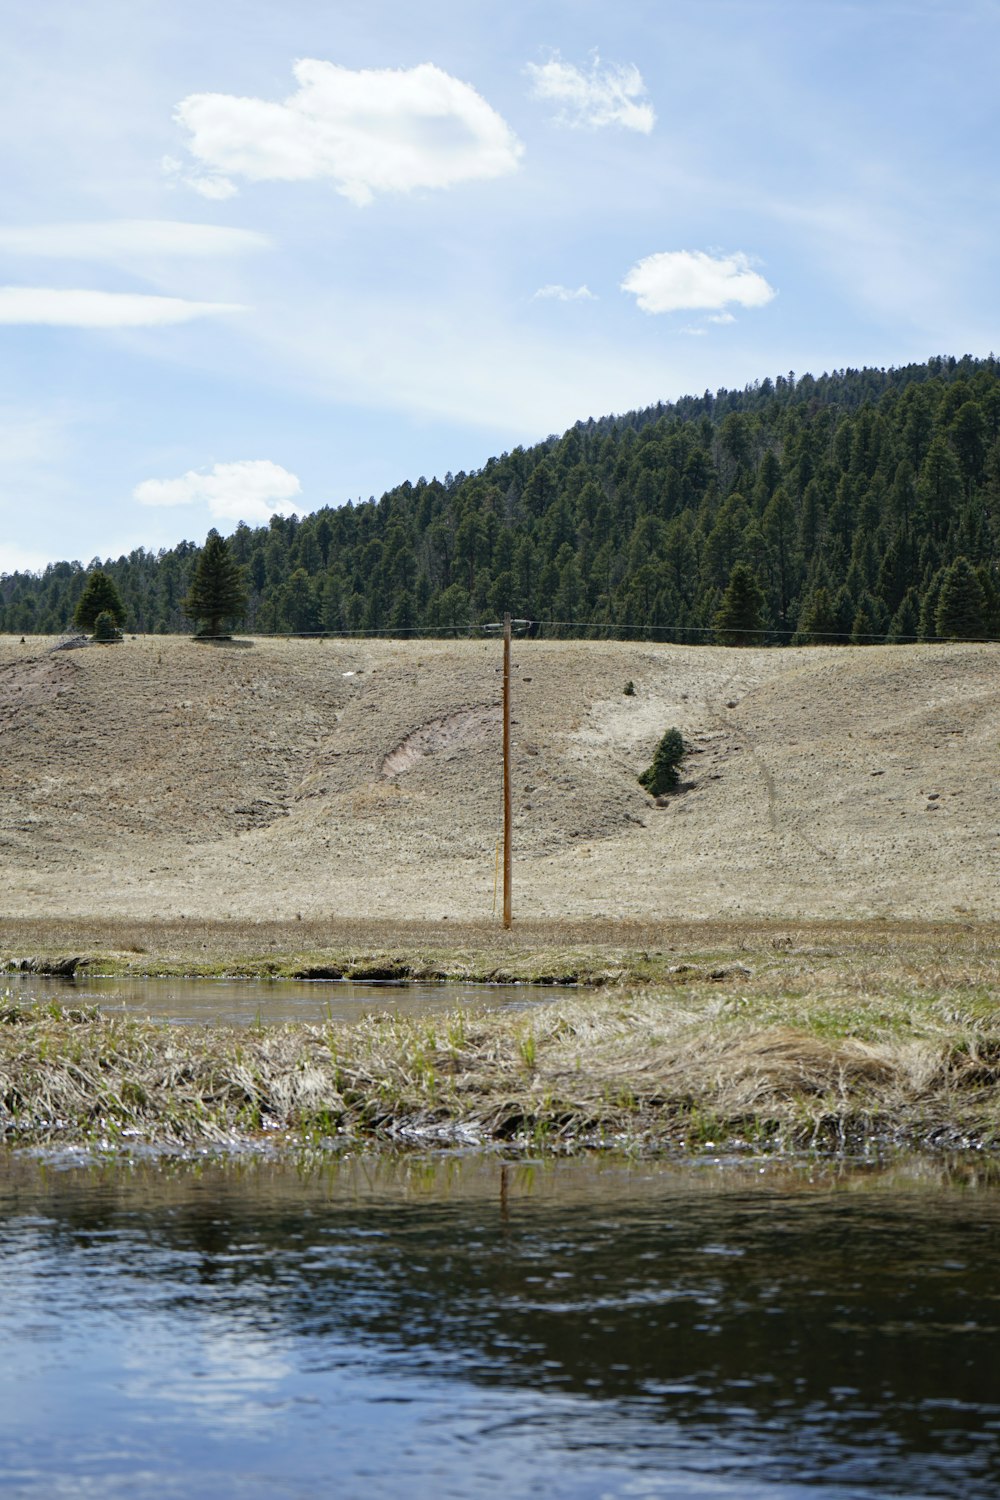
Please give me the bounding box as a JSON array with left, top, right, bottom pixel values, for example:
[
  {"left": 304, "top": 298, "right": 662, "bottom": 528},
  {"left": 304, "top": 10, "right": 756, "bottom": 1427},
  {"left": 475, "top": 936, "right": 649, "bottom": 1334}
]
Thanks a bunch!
[{"left": 3, "top": 353, "right": 999, "bottom": 644}]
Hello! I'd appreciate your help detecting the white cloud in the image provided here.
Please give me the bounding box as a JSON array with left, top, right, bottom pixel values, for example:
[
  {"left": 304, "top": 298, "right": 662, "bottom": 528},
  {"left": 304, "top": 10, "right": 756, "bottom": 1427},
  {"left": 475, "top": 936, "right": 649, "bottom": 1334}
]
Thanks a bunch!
[
  {"left": 533, "top": 283, "right": 596, "bottom": 302},
  {"left": 621, "top": 250, "right": 776, "bottom": 314},
  {"left": 189, "top": 175, "right": 239, "bottom": 201},
  {"left": 708, "top": 311, "right": 737, "bottom": 325},
  {"left": 134, "top": 460, "right": 301, "bottom": 525},
  {"left": 0, "top": 288, "right": 246, "bottom": 327},
  {"left": 174, "top": 58, "right": 523, "bottom": 206},
  {"left": 526, "top": 53, "right": 655, "bottom": 133},
  {"left": 0, "top": 221, "right": 269, "bottom": 259}
]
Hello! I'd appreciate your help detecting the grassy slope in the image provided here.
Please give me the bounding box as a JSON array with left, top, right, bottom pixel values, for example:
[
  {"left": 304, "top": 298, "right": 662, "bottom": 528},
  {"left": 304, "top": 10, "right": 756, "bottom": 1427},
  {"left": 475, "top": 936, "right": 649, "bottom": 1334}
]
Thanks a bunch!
[
  {"left": 1, "top": 633, "right": 998, "bottom": 929},
  {"left": 2, "top": 634, "right": 998, "bottom": 1155}
]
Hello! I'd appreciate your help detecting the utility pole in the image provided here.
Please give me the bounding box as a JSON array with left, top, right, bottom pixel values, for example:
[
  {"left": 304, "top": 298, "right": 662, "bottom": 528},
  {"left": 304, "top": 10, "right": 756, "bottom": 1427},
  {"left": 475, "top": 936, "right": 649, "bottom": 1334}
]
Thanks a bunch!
[{"left": 502, "top": 610, "right": 512, "bottom": 928}]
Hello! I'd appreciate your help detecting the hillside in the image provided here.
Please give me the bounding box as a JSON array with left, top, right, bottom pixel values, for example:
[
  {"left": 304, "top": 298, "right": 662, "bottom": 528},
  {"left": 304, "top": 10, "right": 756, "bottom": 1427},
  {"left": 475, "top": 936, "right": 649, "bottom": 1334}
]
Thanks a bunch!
[
  {"left": 2, "top": 356, "right": 999, "bottom": 650},
  {"left": 1, "top": 634, "right": 996, "bottom": 924}
]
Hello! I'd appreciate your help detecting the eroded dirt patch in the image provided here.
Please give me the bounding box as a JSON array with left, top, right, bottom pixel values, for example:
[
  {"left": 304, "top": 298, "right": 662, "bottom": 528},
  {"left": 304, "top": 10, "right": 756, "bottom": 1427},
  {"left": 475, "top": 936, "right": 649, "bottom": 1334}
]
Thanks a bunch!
[
  {"left": 382, "top": 705, "right": 501, "bottom": 777},
  {"left": 0, "top": 654, "right": 77, "bottom": 733}
]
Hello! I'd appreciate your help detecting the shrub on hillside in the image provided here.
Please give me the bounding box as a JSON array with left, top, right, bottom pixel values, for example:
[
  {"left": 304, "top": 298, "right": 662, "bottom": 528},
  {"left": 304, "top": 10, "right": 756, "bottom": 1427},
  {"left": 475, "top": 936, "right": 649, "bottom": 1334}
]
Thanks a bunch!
[
  {"left": 91, "top": 609, "right": 123, "bottom": 644},
  {"left": 639, "top": 727, "right": 686, "bottom": 796}
]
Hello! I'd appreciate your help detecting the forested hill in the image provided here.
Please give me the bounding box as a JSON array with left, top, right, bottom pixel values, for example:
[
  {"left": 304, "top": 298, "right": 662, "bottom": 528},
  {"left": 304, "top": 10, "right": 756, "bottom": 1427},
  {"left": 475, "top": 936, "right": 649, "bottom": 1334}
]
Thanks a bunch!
[{"left": 4, "top": 353, "right": 1000, "bottom": 643}]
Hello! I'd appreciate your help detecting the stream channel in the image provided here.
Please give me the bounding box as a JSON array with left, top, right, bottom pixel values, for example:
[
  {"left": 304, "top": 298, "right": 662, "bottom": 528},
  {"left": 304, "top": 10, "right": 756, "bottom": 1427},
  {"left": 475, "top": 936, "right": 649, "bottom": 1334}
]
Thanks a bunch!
[
  {"left": 2, "top": 975, "right": 999, "bottom": 1497},
  {"left": 0, "top": 971, "right": 574, "bottom": 1027}
]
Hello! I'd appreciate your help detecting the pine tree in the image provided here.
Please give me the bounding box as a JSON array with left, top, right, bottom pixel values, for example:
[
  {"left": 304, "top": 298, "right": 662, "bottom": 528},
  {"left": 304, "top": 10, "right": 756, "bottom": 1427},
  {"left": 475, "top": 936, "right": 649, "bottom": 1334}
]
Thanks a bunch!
[
  {"left": 935, "top": 556, "right": 988, "bottom": 640},
  {"left": 976, "top": 565, "right": 1000, "bottom": 636},
  {"left": 714, "top": 562, "right": 765, "bottom": 645},
  {"left": 887, "top": 588, "right": 919, "bottom": 643},
  {"left": 181, "top": 530, "right": 249, "bottom": 639},
  {"left": 794, "top": 585, "right": 836, "bottom": 644},
  {"left": 917, "top": 436, "right": 964, "bottom": 540},
  {"left": 919, "top": 566, "right": 946, "bottom": 641},
  {"left": 639, "top": 727, "right": 686, "bottom": 796},
  {"left": 850, "top": 593, "right": 882, "bottom": 645},
  {"left": 91, "top": 609, "right": 122, "bottom": 644},
  {"left": 73, "top": 570, "right": 126, "bottom": 633}
]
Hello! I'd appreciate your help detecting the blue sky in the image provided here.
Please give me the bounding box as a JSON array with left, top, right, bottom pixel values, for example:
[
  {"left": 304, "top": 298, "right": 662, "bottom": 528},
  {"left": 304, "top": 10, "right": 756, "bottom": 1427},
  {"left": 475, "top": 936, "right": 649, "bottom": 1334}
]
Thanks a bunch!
[{"left": 2, "top": 0, "right": 998, "bottom": 572}]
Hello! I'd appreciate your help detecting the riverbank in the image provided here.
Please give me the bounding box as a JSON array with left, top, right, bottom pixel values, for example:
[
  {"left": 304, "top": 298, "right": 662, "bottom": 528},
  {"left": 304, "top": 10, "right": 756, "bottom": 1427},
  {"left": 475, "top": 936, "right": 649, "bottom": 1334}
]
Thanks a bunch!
[
  {"left": 2, "top": 914, "right": 997, "bottom": 985},
  {"left": 4, "top": 931, "right": 999, "bottom": 1154}
]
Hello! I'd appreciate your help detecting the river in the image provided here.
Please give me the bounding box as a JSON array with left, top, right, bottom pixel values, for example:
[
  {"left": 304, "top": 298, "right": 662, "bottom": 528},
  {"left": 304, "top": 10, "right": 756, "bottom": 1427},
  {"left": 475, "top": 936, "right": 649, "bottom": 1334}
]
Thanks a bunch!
[{"left": 1, "top": 1150, "right": 997, "bottom": 1498}]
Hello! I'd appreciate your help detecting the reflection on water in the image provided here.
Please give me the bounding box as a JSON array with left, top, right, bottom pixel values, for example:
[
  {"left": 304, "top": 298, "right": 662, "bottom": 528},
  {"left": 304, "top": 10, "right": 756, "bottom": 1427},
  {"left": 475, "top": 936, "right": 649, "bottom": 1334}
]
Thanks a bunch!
[
  {"left": 1, "top": 1153, "right": 999, "bottom": 1498},
  {"left": 1, "top": 971, "right": 570, "bottom": 1027}
]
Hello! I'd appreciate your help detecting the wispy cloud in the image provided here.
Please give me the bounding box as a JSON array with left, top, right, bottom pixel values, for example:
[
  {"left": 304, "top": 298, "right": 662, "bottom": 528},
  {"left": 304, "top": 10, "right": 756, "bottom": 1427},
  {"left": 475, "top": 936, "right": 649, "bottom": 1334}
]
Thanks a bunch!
[
  {"left": 533, "top": 283, "right": 596, "bottom": 302},
  {"left": 765, "top": 189, "right": 957, "bottom": 334},
  {"left": 174, "top": 59, "right": 524, "bottom": 206},
  {"left": 0, "top": 542, "right": 52, "bottom": 576},
  {"left": 243, "top": 282, "right": 711, "bottom": 439},
  {"left": 162, "top": 156, "right": 240, "bottom": 200},
  {"left": 188, "top": 175, "right": 241, "bottom": 201},
  {"left": 0, "top": 288, "right": 246, "bottom": 327},
  {"left": 134, "top": 459, "right": 301, "bottom": 524},
  {"left": 526, "top": 52, "right": 655, "bottom": 133},
  {"left": 621, "top": 250, "right": 776, "bottom": 314},
  {"left": 0, "top": 220, "right": 269, "bottom": 261}
]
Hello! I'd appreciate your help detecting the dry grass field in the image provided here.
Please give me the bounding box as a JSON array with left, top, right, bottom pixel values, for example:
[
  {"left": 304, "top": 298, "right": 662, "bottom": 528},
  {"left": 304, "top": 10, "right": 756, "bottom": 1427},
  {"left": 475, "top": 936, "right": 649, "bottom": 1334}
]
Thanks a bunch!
[
  {"left": 4, "top": 630, "right": 998, "bottom": 1154},
  {"left": 0, "top": 632, "right": 997, "bottom": 934}
]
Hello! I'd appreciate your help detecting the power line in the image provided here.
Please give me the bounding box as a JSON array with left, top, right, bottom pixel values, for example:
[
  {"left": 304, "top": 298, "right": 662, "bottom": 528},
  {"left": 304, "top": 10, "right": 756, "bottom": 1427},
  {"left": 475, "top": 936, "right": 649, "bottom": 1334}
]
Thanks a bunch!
[{"left": 152, "top": 620, "right": 1000, "bottom": 646}]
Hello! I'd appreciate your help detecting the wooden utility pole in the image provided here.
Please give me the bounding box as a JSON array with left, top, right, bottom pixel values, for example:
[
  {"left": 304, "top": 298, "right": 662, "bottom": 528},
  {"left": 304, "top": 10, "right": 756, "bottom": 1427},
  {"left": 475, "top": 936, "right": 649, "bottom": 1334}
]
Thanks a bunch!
[{"left": 502, "top": 610, "right": 513, "bottom": 927}]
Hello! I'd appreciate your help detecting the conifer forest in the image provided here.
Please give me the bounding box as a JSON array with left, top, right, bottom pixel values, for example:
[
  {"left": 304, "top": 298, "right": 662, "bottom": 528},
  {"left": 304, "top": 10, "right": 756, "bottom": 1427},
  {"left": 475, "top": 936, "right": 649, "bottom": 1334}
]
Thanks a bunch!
[{"left": 3, "top": 355, "right": 999, "bottom": 644}]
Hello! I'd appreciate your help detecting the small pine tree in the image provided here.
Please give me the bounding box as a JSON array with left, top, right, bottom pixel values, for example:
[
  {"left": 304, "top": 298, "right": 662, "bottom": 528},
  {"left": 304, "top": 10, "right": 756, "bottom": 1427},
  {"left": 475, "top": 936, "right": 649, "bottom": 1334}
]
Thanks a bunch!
[
  {"left": 831, "top": 585, "right": 856, "bottom": 642},
  {"left": 794, "top": 585, "right": 836, "bottom": 644},
  {"left": 918, "top": 566, "right": 945, "bottom": 641},
  {"left": 850, "top": 591, "right": 884, "bottom": 645},
  {"left": 887, "top": 588, "right": 919, "bottom": 643},
  {"left": 714, "top": 563, "right": 765, "bottom": 646},
  {"left": 74, "top": 570, "right": 126, "bottom": 633},
  {"left": 977, "top": 564, "right": 1000, "bottom": 636},
  {"left": 935, "top": 556, "right": 988, "bottom": 640},
  {"left": 181, "top": 529, "right": 249, "bottom": 639},
  {"left": 639, "top": 727, "right": 686, "bottom": 796},
  {"left": 91, "top": 609, "right": 122, "bottom": 644}
]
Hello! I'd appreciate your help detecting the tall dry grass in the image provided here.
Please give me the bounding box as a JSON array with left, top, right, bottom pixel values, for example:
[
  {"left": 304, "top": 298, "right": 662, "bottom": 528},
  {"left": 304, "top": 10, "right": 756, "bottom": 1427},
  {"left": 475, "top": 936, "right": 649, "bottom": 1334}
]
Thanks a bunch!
[{"left": 3, "top": 974, "right": 999, "bottom": 1154}]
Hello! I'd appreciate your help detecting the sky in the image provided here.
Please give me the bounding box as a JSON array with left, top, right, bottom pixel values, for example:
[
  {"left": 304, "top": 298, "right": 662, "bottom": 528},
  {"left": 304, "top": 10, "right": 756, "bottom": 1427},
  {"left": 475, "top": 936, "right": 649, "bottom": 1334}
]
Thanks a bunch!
[{"left": 2, "top": 0, "right": 999, "bottom": 573}]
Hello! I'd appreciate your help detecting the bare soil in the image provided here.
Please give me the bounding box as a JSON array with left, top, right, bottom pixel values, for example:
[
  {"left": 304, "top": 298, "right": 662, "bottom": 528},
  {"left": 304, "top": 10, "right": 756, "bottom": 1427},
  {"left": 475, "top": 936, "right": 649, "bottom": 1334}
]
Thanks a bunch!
[{"left": 0, "top": 634, "right": 997, "bottom": 926}]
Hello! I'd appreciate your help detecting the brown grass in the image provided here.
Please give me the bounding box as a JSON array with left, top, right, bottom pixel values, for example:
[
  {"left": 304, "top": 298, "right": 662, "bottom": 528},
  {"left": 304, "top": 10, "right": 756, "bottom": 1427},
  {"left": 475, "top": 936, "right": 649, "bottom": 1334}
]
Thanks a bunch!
[
  {"left": 4, "top": 634, "right": 997, "bottom": 1156},
  {"left": 1, "top": 633, "right": 998, "bottom": 925},
  {"left": 3, "top": 914, "right": 998, "bottom": 986},
  {"left": 4, "top": 943, "right": 1000, "bottom": 1154}
]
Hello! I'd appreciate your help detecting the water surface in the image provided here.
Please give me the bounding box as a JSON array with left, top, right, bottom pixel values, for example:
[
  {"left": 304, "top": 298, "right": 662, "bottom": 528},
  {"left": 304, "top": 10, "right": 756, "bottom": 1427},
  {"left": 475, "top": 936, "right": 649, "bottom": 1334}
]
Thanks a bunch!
[
  {"left": 1, "top": 971, "right": 571, "bottom": 1027},
  {"left": 1, "top": 1151, "right": 998, "bottom": 1498}
]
